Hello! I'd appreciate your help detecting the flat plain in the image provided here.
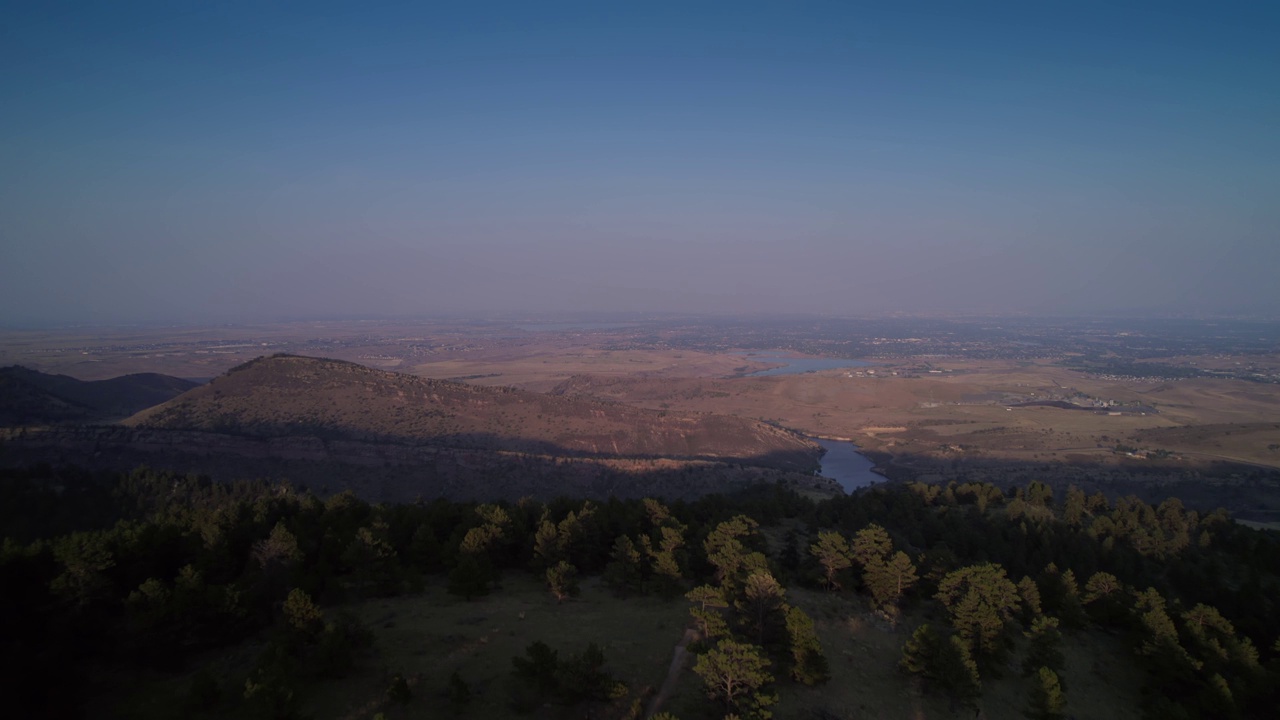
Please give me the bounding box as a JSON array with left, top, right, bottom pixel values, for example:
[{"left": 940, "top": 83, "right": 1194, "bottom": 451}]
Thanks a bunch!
[{"left": 4, "top": 318, "right": 1279, "bottom": 517}]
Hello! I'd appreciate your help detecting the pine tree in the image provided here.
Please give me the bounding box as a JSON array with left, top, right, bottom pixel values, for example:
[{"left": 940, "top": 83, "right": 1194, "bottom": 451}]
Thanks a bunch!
[
  {"left": 1063, "top": 485, "right": 1086, "bottom": 526},
  {"left": 851, "top": 524, "right": 892, "bottom": 569},
  {"left": 512, "top": 640, "right": 560, "bottom": 694},
  {"left": 936, "top": 563, "right": 1021, "bottom": 666},
  {"left": 738, "top": 571, "right": 786, "bottom": 646},
  {"left": 704, "top": 516, "right": 759, "bottom": 591},
  {"left": 342, "top": 521, "right": 400, "bottom": 597},
  {"left": 532, "top": 517, "right": 562, "bottom": 569},
  {"left": 809, "top": 530, "right": 853, "bottom": 590},
  {"left": 687, "top": 584, "right": 731, "bottom": 640},
  {"left": 546, "top": 560, "right": 579, "bottom": 603},
  {"left": 936, "top": 634, "right": 982, "bottom": 711},
  {"left": 282, "top": 588, "right": 323, "bottom": 637},
  {"left": 1082, "top": 571, "right": 1127, "bottom": 626},
  {"left": 447, "top": 553, "right": 492, "bottom": 600},
  {"left": 643, "top": 525, "right": 685, "bottom": 597},
  {"left": 1037, "top": 564, "right": 1086, "bottom": 629},
  {"left": 693, "top": 640, "right": 774, "bottom": 714},
  {"left": 1022, "top": 616, "right": 1065, "bottom": 682},
  {"left": 407, "top": 524, "right": 441, "bottom": 571},
  {"left": 899, "top": 623, "right": 941, "bottom": 678},
  {"left": 1025, "top": 666, "right": 1066, "bottom": 720},
  {"left": 784, "top": 605, "right": 829, "bottom": 685},
  {"left": 900, "top": 623, "right": 981, "bottom": 711},
  {"left": 865, "top": 550, "right": 918, "bottom": 611},
  {"left": 603, "top": 535, "right": 646, "bottom": 595},
  {"left": 556, "top": 643, "right": 625, "bottom": 703}
]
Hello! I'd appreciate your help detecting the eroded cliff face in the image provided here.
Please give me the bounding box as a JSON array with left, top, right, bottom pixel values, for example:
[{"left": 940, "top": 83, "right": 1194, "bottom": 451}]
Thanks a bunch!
[{"left": 0, "top": 425, "right": 839, "bottom": 503}]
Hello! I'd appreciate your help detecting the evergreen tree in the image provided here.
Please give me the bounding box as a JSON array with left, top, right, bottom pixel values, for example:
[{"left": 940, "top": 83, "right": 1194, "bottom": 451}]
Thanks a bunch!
[
  {"left": 704, "top": 516, "right": 759, "bottom": 591},
  {"left": 900, "top": 623, "right": 981, "bottom": 711},
  {"left": 1063, "top": 485, "right": 1086, "bottom": 527},
  {"left": 809, "top": 530, "right": 853, "bottom": 590},
  {"left": 1025, "top": 666, "right": 1066, "bottom": 720},
  {"left": 282, "top": 588, "right": 323, "bottom": 637},
  {"left": 1037, "top": 564, "right": 1086, "bottom": 629},
  {"left": 532, "top": 517, "right": 562, "bottom": 569},
  {"left": 937, "top": 634, "right": 983, "bottom": 712},
  {"left": 546, "top": 560, "right": 579, "bottom": 603},
  {"left": 555, "top": 642, "right": 626, "bottom": 703},
  {"left": 1017, "top": 575, "right": 1043, "bottom": 627},
  {"left": 602, "top": 535, "right": 646, "bottom": 595},
  {"left": 864, "top": 550, "right": 918, "bottom": 612},
  {"left": 51, "top": 531, "right": 115, "bottom": 607},
  {"left": 687, "top": 584, "right": 731, "bottom": 640},
  {"left": 512, "top": 640, "right": 560, "bottom": 695},
  {"left": 784, "top": 605, "right": 829, "bottom": 685},
  {"left": 738, "top": 571, "right": 786, "bottom": 646},
  {"left": 851, "top": 524, "right": 892, "bottom": 569},
  {"left": 936, "top": 563, "right": 1021, "bottom": 666},
  {"left": 1022, "top": 616, "right": 1065, "bottom": 682},
  {"left": 643, "top": 525, "right": 685, "bottom": 597},
  {"left": 342, "top": 520, "right": 400, "bottom": 597},
  {"left": 447, "top": 553, "right": 492, "bottom": 600},
  {"left": 899, "top": 623, "right": 942, "bottom": 678},
  {"left": 1082, "top": 571, "right": 1127, "bottom": 626},
  {"left": 407, "top": 524, "right": 441, "bottom": 572},
  {"left": 252, "top": 522, "right": 302, "bottom": 577},
  {"left": 242, "top": 643, "right": 300, "bottom": 720},
  {"left": 778, "top": 529, "right": 802, "bottom": 584},
  {"left": 693, "top": 640, "right": 774, "bottom": 716}
]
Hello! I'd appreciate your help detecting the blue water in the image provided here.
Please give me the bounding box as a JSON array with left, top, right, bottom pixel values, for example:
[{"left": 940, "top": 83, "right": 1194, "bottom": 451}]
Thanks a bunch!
[
  {"left": 739, "top": 353, "right": 872, "bottom": 377},
  {"left": 815, "top": 438, "right": 885, "bottom": 493}
]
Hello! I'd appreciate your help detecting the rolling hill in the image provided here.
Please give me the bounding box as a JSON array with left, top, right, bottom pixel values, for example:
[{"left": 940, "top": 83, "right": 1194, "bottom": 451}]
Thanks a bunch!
[
  {"left": 124, "top": 354, "right": 819, "bottom": 467},
  {"left": 0, "top": 366, "right": 198, "bottom": 424}
]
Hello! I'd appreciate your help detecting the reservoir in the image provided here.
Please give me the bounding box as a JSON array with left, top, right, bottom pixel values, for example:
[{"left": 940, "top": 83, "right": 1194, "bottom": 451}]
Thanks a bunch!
[
  {"left": 739, "top": 353, "right": 872, "bottom": 377},
  {"left": 814, "top": 438, "right": 885, "bottom": 493}
]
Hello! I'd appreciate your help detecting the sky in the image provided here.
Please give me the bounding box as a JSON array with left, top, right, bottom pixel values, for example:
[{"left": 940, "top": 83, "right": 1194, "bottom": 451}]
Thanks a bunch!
[{"left": 2, "top": 1, "right": 1277, "bottom": 325}]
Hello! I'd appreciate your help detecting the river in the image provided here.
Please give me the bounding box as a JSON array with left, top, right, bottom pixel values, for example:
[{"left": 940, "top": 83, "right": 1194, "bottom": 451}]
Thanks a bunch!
[{"left": 814, "top": 438, "right": 885, "bottom": 493}]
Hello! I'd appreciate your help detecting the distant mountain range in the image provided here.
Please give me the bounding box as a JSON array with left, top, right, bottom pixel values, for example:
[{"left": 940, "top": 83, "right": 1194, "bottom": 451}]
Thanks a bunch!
[{"left": 0, "top": 366, "right": 198, "bottom": 424}]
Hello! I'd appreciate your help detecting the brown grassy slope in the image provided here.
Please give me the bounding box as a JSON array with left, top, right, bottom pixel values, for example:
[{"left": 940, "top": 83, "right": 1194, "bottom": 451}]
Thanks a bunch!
[{"left": 124, "top": 355, "right": 818, "bottom": 467}]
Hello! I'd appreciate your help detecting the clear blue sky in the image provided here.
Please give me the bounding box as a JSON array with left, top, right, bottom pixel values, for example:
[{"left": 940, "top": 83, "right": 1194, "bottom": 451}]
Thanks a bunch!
[{"left": 2, "top": 1, "right": 1277, "bottom": 324}]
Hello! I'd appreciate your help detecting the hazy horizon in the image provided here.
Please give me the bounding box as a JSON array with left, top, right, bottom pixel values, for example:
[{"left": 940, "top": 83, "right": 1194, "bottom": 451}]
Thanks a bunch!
[{"left": 3, "top": 2, "right": 1277, "bottom": 325}]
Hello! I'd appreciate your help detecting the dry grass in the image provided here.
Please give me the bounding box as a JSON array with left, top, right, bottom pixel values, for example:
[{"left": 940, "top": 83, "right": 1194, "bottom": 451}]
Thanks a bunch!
[{"left": 306, "top": 574, "right": 692, "bottom": 720}]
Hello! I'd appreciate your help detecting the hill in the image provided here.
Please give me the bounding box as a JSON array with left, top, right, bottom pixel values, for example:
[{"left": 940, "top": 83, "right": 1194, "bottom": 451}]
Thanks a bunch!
[
  {"left": 0, "top": 366, "right": 198, "bottom": 424},
  {"left": 124, "top": 355, "right": 818, "bottom": 467}
]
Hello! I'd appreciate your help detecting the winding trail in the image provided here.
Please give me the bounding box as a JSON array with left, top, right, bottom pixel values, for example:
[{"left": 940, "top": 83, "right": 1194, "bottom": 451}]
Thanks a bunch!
[{"left": 645, "top": 628, "right": 697, "bottom": 719}]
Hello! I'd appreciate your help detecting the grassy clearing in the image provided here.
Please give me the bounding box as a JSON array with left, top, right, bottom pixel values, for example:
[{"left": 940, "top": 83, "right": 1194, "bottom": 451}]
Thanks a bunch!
[
  {"left": 115, "top": 574, "right": 1145, "bottom": 720},
  {"left": 108, "top": 574, "right": 691, "bottom": 720},
  {"left": 309, "top": 574, "right": 689, "bottom": 719}
]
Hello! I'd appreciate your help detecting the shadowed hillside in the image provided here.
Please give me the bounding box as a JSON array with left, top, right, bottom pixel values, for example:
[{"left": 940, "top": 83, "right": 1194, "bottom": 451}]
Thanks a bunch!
[
  {"left": 0, "top": 366, "right": 198, "bottom": 424},
  {"left": 124, "top": 355, "right": 819, "bottom": 468}
]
